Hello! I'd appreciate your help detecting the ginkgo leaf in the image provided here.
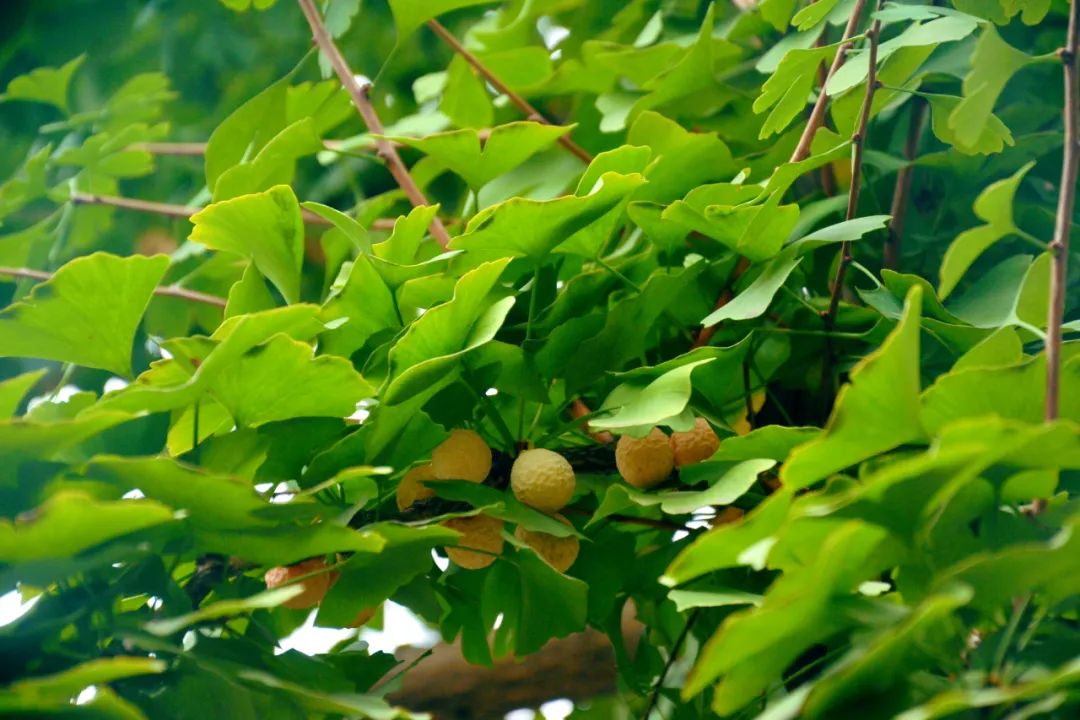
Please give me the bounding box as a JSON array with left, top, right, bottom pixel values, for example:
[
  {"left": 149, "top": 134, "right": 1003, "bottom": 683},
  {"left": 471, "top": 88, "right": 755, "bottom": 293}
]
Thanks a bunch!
[
  {"left": 0, "top": 253, "right": 168, "bottom": 375},
  {"left": 939, "top": 162, "right": 1033, "bottom": 299},
  {"left": 1, "top": 55, "right": 84, "bottom": 112},
  {"left": 924, "top": 92, "right": 1014, "bottom": 155},
  {"left": 189, "top": 185, "right": 305, "bottom": 304},
  {"left": 754, "top": 44, "right": 835, "bottom": 139}
]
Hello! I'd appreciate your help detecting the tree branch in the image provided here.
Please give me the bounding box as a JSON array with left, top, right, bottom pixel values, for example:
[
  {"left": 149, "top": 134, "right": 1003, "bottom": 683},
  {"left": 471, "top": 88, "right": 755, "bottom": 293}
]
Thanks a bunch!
[
  {"left": 70, "top": 190, "right": 397, "bottom": 231},
  {"left": 1046, "top": 0, "right": 1080, "bottom": 423},
  {"left": 297, "top": 0, "right": 453, "bottom": 248},
  {"left": 426, "top": 19, "right": 593, "bottom": 164},
  {"left": 884, "top": 98, "right": 926, "bottom": 271},
  {"left": 789, "top": 0, "right": 871, "bottom": 163},
  {"left": 0, "top": 265, "right": 228, "bottom": 308},
  {"left": 823, "top": 16, "right": 882, "bottom": 332}
]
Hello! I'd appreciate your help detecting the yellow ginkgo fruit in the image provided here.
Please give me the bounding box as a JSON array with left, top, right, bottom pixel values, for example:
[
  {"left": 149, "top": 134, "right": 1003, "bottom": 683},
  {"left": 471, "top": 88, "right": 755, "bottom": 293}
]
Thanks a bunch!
[
  {"left": 441, "top": 514, "right": 505, "bottom": 569},
  {"left": 396, "top": 463, "right": 437, "bottom": 511},
  {"left": 515, "top": 515, "right": 580, "bottom": 573},
  {"left": 432, "top": 429, "right": 492, "bottom": 482},
  {"left": 264, "top": 557, "right": 338, "bottom": 610},
  {"left": 729, "top": 392, "right": 766, "bottom": 436},
  {"left": 615, "top": 427, "right": 674, "bottom": 489},
  {"left": 510, "top": 448, "right": 576, "bottom": 513},
  {"left": 669, "top": 417, "right": 720, "bottom": 467}
]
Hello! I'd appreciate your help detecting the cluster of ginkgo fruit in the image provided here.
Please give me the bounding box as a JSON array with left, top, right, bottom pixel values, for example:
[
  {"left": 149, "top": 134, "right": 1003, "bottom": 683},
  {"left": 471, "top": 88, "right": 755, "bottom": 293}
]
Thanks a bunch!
[{"left": 263, "top": 417, "right": 732, "bottom": 612}]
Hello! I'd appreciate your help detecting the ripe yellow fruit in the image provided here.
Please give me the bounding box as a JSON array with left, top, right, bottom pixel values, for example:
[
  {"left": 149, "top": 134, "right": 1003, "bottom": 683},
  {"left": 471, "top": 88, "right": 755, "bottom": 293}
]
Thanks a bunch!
[
  {"left": 441, "top": 514, "right": 504, "bottom": 569},
  {"left": 669, "top": 417, "right": 720, "bottom": 467},
  {"left": 348, "top": 605, "right": 380, "bottom": 628},
  {"left": 431, "top": 429, "right": 492, "bottom": 482},
  {"left": 515, "top": 515, "right": 580, "bottom": 573},
  {"left": 615, "top": 427, "right": 674, "bottom": 489},
  {"left": 396, "top": 463, "right": 437, "bottom": 511},
  {"left": 729, "top": 392, "right": 766, "bottom": 436},
  {"left": 264, "top": 558, "right": 338, "bottom": 610},
  {"left": 510, "top": 448, "right": 576, "bottom": 513}
]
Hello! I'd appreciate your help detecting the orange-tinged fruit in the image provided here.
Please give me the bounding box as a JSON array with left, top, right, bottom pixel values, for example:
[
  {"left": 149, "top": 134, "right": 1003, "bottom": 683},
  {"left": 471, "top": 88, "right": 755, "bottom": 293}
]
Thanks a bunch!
[
  {"left": 713, "top": 506, "right": 745, "bottom": 526},
  {"left": 514, "top": 515, "right": 580, "bottom": 573},
  {"left": 396, "top": 463, "right": 437, "bottom": 511},
  {"left": 615, "top": 427, "right": 674, "bottom": 489},
  {"left": 432, "top": 429, "right": 492, "bottom": 482},
  {"left": 264, "top": 557, "right": 338, "bottom": 609},
  {"left": 441, "top": 514, "right": 504, "bottom": 569},
  {"left": 669, "top": 418, "right": 720, "bottom": 467},
  {"left": 510, "top": 448, "right": 576, "bottom": 513}
]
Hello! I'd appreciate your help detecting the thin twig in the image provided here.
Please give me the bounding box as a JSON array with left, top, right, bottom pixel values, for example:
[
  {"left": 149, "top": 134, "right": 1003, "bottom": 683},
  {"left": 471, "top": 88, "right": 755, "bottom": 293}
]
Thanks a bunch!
[
  {"left": 789, "top": 0, "right": 871, "bottom": 163},
  {"left": 884, "top": 99, "right": 926, "bottom": 270},
  {"left": 426, "top": 19, "right": 593, "bottom": 164},
  {"left": 297, "top": 0, "right": 452, "bottom": 248},
  {"left": 1046, "top": 0, "right": 1080, "bottom": 423},
  {"left": 0, "top": 265, "right": 228, "bottom": 308},
  {"left": 823, "top": 16, "right": 882, "bottom": 331},
  {"left": 69, "top": 190, "right": 397, "bottom": 231},
  {"left": 642, "top": 610, "right": 700, "bottom": 719}
]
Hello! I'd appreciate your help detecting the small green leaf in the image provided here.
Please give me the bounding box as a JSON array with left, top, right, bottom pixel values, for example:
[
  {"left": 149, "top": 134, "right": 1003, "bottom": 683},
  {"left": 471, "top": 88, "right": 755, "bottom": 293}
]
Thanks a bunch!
[
  {"left": 754, "top": 44, "right": 835, "bottom": 139},
  {"left": 388, "top": 0, "right": 496, "bottom": 42},
  {"left": 593, "top": 358, "right": 717, "bottom": 431},
  {"left": 145, "top": 586, "right": 305, "bottom": 636},
  {"left": 1, "top": 55, "right": 84, "bottom": 112},
  {"left": 189, "top": 185, "right": 305, "bottom": 304},
  {"left": 939, "top": 162, "right": 1033, "bottom": 298},
  {"left": 596, "top": 459, "right": 775, "bottom": 517},
  {"left": 925, "top": 92, "right": 1014, "bottom": 155},
  {"left": 0, "top": 253, "right": 168, "bottom": 375},
  {"left": 0, "top": 369, "right": 46, "bottom": 419}
]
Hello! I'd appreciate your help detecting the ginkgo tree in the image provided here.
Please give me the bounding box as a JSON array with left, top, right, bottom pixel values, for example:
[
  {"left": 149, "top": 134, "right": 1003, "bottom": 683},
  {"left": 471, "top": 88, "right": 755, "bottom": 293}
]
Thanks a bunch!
[{"left": 1, "top": 0, "right": 1079, "bottom": 717}]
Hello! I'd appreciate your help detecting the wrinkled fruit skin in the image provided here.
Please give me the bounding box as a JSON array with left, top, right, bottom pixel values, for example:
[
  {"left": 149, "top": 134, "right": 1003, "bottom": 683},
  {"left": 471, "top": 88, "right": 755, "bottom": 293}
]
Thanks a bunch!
[
  {"left": 514, "top": 515, "right": 580, "bottom": 573},
  {"left": 670, "top": 417, "right": 720, "bottom": 467},
  {"left": 615, "top": 427, "right": 674, "bottom": 489},
  {"left": 349, "top": 605, "right": 379, "bottom": 628},
  {"left": 396, "top": 463, "right": 437, "bottom": 511},
  {"left": 441, "top": 514, "right": 504, "bottom": 569},
  {"left": 264, "top": 557, "right": 338, "bottom": 610},
  {"left": 432, "top": 429, "right": 492, "bottom": 482},
  {"left": 510, "top": 448, "right": 576, "bottom": 513}
]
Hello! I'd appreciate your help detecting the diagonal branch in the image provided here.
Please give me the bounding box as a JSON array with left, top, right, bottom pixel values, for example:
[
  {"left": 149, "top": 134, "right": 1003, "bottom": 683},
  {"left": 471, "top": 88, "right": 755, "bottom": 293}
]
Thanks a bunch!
[
  {"left": 1046, "top": 0, "right": 1080, "bottom": 422},
  {"left": 297, "top": 0, "right": 452, "bottom": 248},
  {"left": 789, "top": 0, "right": 872, "bottom": 163},
  {"left": 426, "top": 19, "right": 593, "bottom": 164},
  {"left": 0, "top": 265, "right": 228, "bottom": 308}
]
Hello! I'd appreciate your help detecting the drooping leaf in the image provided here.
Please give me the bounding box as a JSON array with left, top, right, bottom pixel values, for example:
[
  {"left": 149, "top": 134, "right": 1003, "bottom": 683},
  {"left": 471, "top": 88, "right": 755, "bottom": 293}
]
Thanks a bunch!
[
  {"left": 1, "top": 55, "right": 85, "bottom": 112},
  {"left": 0, "top": 253, "right": 168, "bottom": 375}
]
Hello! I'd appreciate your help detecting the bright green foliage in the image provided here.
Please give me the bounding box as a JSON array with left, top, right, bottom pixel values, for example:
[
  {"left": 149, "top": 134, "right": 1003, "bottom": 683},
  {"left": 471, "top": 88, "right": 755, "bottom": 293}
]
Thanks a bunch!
[{"left": 1, "top": 0, "right": 1079, "bottom": 719}]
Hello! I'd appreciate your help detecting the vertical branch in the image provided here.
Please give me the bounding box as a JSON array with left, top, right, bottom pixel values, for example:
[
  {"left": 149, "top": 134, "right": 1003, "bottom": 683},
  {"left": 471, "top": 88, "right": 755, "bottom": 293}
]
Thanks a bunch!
[
  {"left": 1047, "top": 0, "right": 1080, "bottom": 422},
  {"left": 297, "top": 0, "right": 452, "bottom": 249},
  {"left": 426, "top": 19, "right": 593, "bottom": 164},
  {"left": 824, "top": 15, "right": 882, "bottom": 331},
  {"left": 884, "top": 99, "right": 927, "bottom": 271},
  {"left": 790, "top": 0, "right": 871, "bottom": 163}
]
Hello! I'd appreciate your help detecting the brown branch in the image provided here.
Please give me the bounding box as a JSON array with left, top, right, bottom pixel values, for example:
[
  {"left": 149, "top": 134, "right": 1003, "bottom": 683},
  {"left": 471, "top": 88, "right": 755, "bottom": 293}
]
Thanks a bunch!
[
  {"left": 0, "top": 265, "right": 228, "bottom": 308},
  {"left": 387, "top": 614, "right": 644, "bottom": 719},
  {"left": 823, "top": 16, "right": 882, "bottom": 331},
  {"left": 692, "top": 257, "right": 751, "bottom": 348},
  {"left": 69, "top": 191, "right": 397, "bottom": 231},
  {"left": 426, "top": 19, "right": 593, "bottom": 164},
  {"left": 1047, "top": 0, "right": 1080, "bottom": 424},
  {"left": 297, "top": 0, "right": 452, "bottom": 249},
  {"left": 789, "top": 0, "right": 871, "bottom": 163},
  {"left": 884, "top": 99, "right": 926, "bottom": 271}
]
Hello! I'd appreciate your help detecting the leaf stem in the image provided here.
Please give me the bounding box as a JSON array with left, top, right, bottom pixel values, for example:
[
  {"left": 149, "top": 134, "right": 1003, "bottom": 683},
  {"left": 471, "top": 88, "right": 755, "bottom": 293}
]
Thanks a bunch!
[
  {"left": 642, "top": 610, "right": 700, "bottom": 719},
  {"left": 426, "top": 19, "right": 593, "bottom": 164},
  {"left": 1046, "top": 0, "right": 1080, "bottom": 426},
  {"left": 297, "top": 0, "right": 452, "bottom": 248},
  {"left": 0, "top": 265, "right": 228, "bottom": 308}
]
